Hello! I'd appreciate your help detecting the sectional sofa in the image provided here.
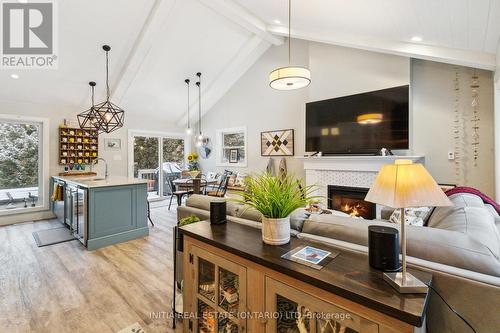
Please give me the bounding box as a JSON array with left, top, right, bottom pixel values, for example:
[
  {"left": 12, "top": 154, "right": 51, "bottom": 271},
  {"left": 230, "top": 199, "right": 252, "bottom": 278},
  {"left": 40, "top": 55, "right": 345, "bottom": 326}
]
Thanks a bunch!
[{"left": 177, "top": 193, "right": 500, "bottom": 333}]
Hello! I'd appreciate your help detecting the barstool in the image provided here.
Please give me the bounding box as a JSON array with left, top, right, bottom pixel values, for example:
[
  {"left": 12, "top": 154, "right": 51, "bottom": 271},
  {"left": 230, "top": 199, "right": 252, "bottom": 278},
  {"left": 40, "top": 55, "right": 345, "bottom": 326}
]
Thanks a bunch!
[{"left": 147, "top": 200, "right": 154, "bottom": 227}]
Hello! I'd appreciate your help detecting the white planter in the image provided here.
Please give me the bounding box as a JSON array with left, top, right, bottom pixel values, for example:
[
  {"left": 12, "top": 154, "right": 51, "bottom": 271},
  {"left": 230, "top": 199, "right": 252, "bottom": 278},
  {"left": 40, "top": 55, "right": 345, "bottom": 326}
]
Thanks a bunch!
[{"left": 262, "top": 216, "right": 290, "bottom": 245}]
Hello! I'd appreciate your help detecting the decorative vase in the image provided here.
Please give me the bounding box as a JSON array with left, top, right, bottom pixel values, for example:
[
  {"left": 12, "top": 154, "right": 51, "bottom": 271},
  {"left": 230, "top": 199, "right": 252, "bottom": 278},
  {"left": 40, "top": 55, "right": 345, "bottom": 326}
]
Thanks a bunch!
[
  {"left": 261, "top": 216, "right": 290, "bottom": 245},
  {"left": 188, "top": 170, "right": 200, "bottom": 178}
]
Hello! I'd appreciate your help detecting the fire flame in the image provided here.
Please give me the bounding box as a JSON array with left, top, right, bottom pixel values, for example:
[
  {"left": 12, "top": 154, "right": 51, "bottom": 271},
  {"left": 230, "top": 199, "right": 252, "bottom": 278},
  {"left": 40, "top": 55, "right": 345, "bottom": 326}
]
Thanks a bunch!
[{"left": 341, "top": 202, "right": 365, "bottom": 217}]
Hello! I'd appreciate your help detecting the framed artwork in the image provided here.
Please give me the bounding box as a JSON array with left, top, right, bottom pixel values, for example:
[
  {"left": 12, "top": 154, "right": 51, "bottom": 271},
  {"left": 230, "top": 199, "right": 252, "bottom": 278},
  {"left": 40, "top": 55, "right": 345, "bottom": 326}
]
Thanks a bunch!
[
  {"left": 261, "top": 129, "right": 294, "bottom": 156},
  {"left": 104, "top": 138, "right": 121, "bottom": 151},
  {"left": 229, "top": 149, "right": 239, "bottom": 163}
]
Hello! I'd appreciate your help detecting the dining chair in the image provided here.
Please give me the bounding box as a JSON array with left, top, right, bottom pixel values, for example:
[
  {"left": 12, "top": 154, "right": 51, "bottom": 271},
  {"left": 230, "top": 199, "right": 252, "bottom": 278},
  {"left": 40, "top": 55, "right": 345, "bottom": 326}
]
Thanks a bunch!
[
  {"left": 168, "top": 178, "right": 193, "bottom": 210},
  {"left": 207, "top": 174, "right": 230, "bottom": 197}
]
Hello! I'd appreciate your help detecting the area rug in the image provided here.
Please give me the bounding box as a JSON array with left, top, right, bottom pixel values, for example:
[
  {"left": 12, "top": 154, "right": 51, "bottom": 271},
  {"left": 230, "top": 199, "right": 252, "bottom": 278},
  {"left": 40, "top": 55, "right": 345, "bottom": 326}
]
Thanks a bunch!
[
  {"left": 117, "top": 322, "right": 146, "bottom": 333},
  {"left": 32, "top": 227, "right": 76, "bottom": 247}
]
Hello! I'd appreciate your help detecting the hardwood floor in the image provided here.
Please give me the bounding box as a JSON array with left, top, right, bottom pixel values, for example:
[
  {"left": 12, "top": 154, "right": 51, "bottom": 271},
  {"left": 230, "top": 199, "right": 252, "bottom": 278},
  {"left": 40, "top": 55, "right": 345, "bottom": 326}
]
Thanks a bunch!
[{"left": 0, "top": 202, "right": 182, "bottom": 333}]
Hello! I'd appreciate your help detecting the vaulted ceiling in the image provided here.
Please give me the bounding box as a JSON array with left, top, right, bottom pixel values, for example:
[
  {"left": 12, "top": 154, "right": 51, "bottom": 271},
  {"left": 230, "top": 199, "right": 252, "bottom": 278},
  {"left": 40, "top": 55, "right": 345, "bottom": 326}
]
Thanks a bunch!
[{"left": 0, "top": 0, "right": 498, "bottom": 126}]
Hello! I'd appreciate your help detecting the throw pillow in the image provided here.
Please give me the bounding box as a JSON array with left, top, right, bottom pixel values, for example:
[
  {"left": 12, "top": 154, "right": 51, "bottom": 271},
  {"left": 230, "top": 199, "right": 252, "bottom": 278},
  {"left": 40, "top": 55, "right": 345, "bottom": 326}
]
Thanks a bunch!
[{"left": 389, "top": 207, "right": 431, "bottom": 227}]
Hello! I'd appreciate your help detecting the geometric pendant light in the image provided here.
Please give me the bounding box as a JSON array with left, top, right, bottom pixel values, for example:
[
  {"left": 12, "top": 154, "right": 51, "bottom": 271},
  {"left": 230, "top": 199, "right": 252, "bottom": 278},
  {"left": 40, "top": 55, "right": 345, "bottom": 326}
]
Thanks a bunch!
[
  {"left": 78, "top": 81, "right": 101, "bottom": 132},
  {"left": 94, "top": 45, "right": 125, "bottom": 134},
  {"left": 269, "top": 0, "right": 311, "bottom": 90}
]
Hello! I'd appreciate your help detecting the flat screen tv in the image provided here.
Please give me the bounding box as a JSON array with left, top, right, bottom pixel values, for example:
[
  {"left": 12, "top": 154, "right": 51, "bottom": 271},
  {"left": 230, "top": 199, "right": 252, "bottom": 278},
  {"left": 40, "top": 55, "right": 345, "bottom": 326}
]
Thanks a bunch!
[{"left": 306, "top": 85, "right": 409, "bottom": 154}]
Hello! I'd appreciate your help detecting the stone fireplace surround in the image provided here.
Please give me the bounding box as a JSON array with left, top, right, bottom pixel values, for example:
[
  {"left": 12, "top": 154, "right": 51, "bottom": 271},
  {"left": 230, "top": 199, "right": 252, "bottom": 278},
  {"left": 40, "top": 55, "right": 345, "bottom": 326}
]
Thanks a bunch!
[{"left": 297, "top": 156, "right": 425, "bottom": 219}]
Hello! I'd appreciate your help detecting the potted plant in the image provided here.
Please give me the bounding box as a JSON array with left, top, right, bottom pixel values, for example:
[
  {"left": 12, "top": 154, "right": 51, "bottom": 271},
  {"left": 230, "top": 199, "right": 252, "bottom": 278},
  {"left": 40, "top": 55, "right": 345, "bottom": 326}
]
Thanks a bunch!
[
  {"left": 177, "top": 215, "right": 201, "bottom": 252},
  {"left": 234, "top": 173, "right": 318, "bottom": 245},
  {"left": 186, "top": 152, "right": 200, "bottom": 178}
]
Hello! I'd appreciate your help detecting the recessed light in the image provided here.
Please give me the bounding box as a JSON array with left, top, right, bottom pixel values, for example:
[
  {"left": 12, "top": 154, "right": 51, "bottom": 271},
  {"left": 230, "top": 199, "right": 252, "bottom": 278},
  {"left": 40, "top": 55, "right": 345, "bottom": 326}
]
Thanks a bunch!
[
  {"left": 10, "top": 74, "right": 19, "bottom": 79},
  {"left": 411, "top": 36, "right": 423, "bottom": 42},
  {"left": 273, "top": 19, "right": 281, "bottom": 24}
]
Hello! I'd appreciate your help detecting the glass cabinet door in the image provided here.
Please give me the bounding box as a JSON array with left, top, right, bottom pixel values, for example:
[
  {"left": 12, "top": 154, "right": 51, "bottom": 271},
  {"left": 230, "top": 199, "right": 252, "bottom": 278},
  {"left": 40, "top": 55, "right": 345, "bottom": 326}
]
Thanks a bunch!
[
  {"left": 265, "top": 277, "right": 379, "bottom": 333},
  {"left": 190, "top": 246, "right": 247, "bottom": 333}
]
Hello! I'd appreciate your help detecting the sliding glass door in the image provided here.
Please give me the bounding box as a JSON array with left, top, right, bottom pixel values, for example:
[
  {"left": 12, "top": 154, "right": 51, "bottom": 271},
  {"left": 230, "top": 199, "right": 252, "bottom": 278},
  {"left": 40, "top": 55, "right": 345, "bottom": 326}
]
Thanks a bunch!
[{"left": 130, "top": 131, "right": 186, "bottom": 200}]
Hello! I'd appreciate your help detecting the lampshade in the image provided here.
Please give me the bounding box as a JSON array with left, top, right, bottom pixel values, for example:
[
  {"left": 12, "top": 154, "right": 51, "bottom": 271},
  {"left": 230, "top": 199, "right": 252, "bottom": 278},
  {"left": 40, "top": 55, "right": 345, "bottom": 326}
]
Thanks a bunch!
[
  {"left": 269, "top": 66, "right": 311, "bottom": 90},
  {"left": 365, "top": 159, "right": 452, "bottom": 208}
]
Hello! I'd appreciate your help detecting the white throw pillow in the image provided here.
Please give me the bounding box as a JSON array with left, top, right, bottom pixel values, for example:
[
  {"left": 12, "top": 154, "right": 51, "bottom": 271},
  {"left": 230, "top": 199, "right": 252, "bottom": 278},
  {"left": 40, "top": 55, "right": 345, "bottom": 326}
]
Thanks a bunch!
[{"left": 389, "top": 207, "right": 430, "bottom": 227}]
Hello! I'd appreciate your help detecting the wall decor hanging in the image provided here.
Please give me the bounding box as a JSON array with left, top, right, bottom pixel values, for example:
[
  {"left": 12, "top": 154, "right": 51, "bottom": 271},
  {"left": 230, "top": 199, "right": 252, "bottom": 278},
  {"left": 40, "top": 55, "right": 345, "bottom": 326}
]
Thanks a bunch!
[
  {"left": 261, "top": 129, "right": 294, "bottom": 156},
  {"left": 470, "top": 70, "right": 480, "bottom": 167},
  {"left": 452, "top": 67, "right": 464, "bottom": 185}
]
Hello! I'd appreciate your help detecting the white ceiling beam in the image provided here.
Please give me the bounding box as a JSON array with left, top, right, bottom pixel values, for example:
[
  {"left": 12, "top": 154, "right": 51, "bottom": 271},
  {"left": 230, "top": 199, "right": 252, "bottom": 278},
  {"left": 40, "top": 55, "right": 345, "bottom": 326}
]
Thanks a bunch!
[
  {"left": 176, "top": 35, "right": 271, "bottom": 127},
  {"left": 198, "top": 0, "right": 283, "bottom": 46},
  {"left": 111, "top": 0, "right": 177, "bottom": 103},
  {"left": 267, "top": 26, "right": 497, "bottom": 71}
]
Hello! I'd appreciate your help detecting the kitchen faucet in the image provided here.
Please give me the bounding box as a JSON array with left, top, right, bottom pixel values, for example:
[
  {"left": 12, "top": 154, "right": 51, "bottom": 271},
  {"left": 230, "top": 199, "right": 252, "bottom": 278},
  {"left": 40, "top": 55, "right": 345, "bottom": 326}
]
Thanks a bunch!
[{"left": 92, "top": 158, "right": 108, "bottom": 179}]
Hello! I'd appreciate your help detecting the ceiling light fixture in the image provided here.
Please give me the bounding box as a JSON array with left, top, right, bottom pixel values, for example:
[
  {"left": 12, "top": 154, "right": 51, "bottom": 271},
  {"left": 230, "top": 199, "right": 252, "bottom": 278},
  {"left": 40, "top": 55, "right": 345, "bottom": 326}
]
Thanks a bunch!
[
  {"left": 269, "top": 0, "right": 311, "bottom": 90},
  {"left": 195, "top": 72, "right": 203, "bottom": 147},
  {"left": 273, "top": 19, "right": 281, "bottom": 24},
  {"left": 411, "top": 36, "right": 423, "bottom": 42},
  {"left": 78, "top": 82, "right": 101, "bottom": 132},
  {"left": 94, "top": 45, "right": 124, "bottom": 134},
  {"left": 185, "top": 79, "right": 193, "bottom": 136},
  {"left": 10, "top": 73, "right": 19, "bottom": 79}
]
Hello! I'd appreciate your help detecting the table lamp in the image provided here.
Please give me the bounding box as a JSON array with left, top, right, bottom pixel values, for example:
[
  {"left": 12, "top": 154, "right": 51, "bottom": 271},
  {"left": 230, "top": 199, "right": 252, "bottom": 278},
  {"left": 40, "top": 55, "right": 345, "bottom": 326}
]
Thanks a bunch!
[{"left": 365, "top": 159, "right": 452, "bottom": 293}]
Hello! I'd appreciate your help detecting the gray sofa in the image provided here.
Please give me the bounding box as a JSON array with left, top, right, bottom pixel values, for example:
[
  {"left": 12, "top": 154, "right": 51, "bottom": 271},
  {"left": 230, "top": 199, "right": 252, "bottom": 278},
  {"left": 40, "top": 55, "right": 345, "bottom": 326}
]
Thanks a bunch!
[{"left": 177, "top": 194, "right": 500, "bottom": 333}]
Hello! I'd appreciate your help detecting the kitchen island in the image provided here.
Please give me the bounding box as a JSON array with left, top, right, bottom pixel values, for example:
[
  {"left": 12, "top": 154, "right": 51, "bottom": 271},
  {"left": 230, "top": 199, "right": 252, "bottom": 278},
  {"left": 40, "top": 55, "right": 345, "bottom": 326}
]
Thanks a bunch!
[{"left": 51, "top": 175, "right": 149, "bottom": 250}]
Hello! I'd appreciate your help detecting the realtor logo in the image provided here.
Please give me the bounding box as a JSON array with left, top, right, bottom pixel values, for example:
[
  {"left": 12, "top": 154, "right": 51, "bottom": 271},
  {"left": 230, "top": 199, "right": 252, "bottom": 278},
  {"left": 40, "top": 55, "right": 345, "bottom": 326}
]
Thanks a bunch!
[{"left": 1, "top": 0, "right": 57, "bottom": 69}]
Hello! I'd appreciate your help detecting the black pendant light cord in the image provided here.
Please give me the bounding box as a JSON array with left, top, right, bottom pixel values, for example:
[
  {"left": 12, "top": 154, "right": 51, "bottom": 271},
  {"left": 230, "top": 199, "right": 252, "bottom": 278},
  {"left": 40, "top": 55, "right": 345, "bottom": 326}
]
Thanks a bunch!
[
  {"left": 90, "top": 83, "right": 95, "bottom": 106},
  {"left": 105, "top": 50, "right": 110, "bottom": 100},
  {"left": 185, "top": 79, "right": 190, "bottom": 129},
  {"left": 196, "top": 72, "right": 202, "bottom": 137},
  {"left": 288, "top": 0, "right": 291, "bottom": 64},
  {"left": 424, "top": 282, "right": 476, "bottom": 333}
]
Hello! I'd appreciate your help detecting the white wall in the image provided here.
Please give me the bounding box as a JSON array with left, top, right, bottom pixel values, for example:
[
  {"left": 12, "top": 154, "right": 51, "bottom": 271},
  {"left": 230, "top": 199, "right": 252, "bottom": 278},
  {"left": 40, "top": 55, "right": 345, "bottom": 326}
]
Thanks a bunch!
[
  {"left": 308, "top": 42, "right": 410, "bottom": 102},
  {"left": 412, "top": 60, "right": 495, "bottom": 197},
  {"left": 198, "top": 40, "right": 496, "bottom": 197}
]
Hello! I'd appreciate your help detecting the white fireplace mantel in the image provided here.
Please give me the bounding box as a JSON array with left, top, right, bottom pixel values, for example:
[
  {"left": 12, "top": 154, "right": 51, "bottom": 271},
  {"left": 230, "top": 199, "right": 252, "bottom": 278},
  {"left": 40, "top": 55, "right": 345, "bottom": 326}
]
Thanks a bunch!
[
  {"left": 297, "top": 156, "right": 425, "bottom": 214},
  {"left": 296, "top": 155, "right": 425, "bottom": 172}
]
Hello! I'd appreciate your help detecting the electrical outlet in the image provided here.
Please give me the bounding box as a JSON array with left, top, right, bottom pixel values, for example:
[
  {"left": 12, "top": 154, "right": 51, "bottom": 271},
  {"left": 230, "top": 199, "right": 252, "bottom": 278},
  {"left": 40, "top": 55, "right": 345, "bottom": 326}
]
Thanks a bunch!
[{"left": 447, "top": 151, "right": 455, "bottom": 160}]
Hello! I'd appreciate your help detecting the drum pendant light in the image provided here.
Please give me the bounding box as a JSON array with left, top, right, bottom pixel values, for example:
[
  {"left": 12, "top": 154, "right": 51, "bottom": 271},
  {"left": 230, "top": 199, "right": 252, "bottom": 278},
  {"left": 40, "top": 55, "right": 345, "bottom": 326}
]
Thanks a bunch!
[
  {"left": 94, "top": 45, "right": 125, "bottom": 134},
  {"left": 78, "top": 81, "right": 100, "bottom": 132},
  {"left": 269, "top": 0, "right": 311, "bottom": 90},
  {"left": 185, "top": 79, "right": 193, "bottom": 135}
]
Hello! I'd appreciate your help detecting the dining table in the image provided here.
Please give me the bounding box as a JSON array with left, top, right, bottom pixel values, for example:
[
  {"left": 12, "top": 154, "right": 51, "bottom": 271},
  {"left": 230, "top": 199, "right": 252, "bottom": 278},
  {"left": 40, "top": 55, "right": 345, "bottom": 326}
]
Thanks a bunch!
[{"left": 172, "top": 177, "right": 219, "bottom": 198}]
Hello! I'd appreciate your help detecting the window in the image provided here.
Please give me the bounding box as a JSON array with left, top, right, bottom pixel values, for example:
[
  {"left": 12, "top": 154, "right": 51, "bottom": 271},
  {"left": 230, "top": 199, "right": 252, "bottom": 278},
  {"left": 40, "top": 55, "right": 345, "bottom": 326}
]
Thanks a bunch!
[
  {"left": 216, "top": 127, "right": 247, "bottom": 167},
  {"left": 0, "top": 115, "right": 48, "bottom": 214}
]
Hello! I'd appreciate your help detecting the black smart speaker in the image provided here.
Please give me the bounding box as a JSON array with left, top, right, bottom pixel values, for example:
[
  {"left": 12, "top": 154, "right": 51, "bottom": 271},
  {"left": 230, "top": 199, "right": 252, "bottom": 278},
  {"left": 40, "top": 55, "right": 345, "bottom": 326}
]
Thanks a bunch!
[
  {"left": 368, "top": 225, "right": 400, "bottom": 272},
  {"left": 210, "top": 201, "right": 226, "bottom": 224}
]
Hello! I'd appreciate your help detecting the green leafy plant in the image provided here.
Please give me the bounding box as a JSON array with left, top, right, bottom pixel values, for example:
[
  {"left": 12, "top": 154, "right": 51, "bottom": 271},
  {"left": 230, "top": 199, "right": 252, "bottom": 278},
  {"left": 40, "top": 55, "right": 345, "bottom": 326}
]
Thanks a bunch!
[
  {"left": 233, "top": 172, "right": 320, "bottom": 219},
  {"left": 179, "top": 215, "right": 201, "bottom": 226}
]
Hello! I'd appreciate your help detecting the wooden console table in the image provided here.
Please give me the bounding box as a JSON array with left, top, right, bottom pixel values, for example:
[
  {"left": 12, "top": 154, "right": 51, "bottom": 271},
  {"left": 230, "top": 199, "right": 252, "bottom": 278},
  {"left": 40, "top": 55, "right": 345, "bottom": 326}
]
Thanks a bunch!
[{"left": 180, "top": 221, "right": 431, "bottom": 333}]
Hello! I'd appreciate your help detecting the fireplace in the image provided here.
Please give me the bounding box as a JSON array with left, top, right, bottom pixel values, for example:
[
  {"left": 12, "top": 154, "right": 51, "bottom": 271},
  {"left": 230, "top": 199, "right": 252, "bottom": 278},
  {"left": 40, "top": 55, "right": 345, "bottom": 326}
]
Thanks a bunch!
[{"left": 328, "top": 185, "right": 376, "bottom": 219}]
